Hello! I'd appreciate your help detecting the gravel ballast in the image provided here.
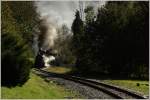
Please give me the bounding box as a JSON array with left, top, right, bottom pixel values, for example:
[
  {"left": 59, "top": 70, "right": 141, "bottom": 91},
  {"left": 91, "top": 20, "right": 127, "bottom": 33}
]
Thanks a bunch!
[
  {"left": 34, "top": 70, "right": 115, "bottom": 99},
  {"left": 47, "top": 77, "right": 115, "bottom": 99}
]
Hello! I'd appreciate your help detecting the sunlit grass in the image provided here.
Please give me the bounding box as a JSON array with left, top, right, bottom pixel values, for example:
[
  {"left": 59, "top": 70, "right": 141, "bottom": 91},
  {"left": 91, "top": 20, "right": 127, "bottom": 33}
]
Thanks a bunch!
[
  {"left": 45, "top": 66, "right": 73, "bottom": 74},
  {"left": 102, "top": 80, "right": 149, "bottom": 96},
  {"left": 1, "top": 72, "right": 82, "bottom": 99}
]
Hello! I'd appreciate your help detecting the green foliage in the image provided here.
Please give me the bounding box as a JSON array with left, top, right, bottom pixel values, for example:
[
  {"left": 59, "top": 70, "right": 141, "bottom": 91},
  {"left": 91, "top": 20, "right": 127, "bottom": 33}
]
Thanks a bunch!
[
  {"left": 98, "top": 1, "right": 149, "bottom": 78},
  {"left": 84, "top": 6, "right": 95, "bottom": 24},
  {"left": 8, "top": 1, "right": 39, "bottom": 45},
  {"left": 2, "top": 73, "right": 82, "bottom": 99},
  {"left": 103, "top": 80, "right": 149, "bottom": 95},
  {"left": 72, "top": 1, "right": 149, "bottom": 79},
  {"left": 72, "top": 10, "right": 90, "bottom": 71},
  {"left": 1, "top": 1, "right": 39, "bottom": 86},
  {"left": 54, "top": 24, "right": 76, "bottom": 66}
]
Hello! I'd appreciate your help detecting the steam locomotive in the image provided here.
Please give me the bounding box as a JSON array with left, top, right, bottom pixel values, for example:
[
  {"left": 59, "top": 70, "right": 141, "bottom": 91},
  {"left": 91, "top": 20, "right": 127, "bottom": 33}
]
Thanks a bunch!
[{"left": 34, "top": 48, "right": 57, "bottom": 68}]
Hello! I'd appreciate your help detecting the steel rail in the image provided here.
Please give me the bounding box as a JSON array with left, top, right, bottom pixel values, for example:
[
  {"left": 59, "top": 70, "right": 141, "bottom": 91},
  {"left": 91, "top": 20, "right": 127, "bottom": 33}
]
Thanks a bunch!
[{"left": 33, "top": 68, "right": 147, "bottom": 99}]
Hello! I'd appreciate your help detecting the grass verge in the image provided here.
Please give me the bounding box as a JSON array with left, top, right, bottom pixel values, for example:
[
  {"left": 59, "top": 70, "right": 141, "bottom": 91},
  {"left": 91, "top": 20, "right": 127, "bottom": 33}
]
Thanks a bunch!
[
  {"left": 45, "top": 66, "right": 74, "bottom": 74},
  {"left": 102, "top": 80, "right": 149, "bottom": 96},
  {"left": 1, "top": 72, "right": 82, "bottom": 99}
]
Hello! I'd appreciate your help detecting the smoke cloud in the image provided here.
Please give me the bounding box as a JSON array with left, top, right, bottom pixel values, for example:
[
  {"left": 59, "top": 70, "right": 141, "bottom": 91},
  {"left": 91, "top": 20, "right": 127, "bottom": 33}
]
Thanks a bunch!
[
  {"left": 35, "top": 1, "right": 105, "bottom": 51},
  {"left": 38, "top": 16, "right": 58, "bottom": 50}
]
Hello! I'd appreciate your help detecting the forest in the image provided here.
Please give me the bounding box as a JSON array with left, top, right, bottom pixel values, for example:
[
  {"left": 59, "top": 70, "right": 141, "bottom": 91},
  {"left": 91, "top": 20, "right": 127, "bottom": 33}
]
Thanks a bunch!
[
  {"left": 71, "top": 1, "right": 149, "bottom": 79},
  {"left": 1, "top": 1, "right": 149, "bottom": 87}
]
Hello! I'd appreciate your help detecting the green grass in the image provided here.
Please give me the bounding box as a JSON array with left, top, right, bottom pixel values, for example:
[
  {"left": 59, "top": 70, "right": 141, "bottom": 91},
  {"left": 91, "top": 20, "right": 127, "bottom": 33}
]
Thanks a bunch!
[
  {"left": 1, "top": 72, "right": 82, "bottom": 99},
  {"left": 102, "top": 80, "right": 149, "bottom": 96},
  {"left": 45, "top": 66, "right": 73, "bottom": 74}
]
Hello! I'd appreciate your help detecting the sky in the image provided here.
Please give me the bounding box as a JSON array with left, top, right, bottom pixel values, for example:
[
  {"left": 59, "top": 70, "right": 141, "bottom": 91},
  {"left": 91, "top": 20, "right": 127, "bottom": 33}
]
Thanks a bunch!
[{"left": 35, "top": 1, "right": 106, "bottom": 28}]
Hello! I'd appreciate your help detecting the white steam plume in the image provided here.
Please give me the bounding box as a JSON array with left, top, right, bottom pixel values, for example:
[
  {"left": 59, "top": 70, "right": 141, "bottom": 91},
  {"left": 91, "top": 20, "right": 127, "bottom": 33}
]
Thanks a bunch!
[
  {"left": 39, "top": 16, "right": 58, "bottom": 50},
  {"left": 35, "top": 1, "right": 106, "bottom": 51}
]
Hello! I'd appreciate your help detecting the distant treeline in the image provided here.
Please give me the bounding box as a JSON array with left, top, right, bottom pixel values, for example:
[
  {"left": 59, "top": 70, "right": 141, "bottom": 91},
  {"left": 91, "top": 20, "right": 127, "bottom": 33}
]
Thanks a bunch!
[
  {"left": 72, "top": 1, "right": 149, "bottom": 79},
  {"left": 2, "top": 1, "right": 39, "bottom": 86}
]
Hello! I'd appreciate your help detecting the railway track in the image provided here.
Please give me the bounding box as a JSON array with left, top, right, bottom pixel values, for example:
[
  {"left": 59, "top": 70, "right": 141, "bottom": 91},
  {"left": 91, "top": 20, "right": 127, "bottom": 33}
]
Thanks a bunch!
[{"left": 33, "top": 68, "right": 147, "bottom": 99}]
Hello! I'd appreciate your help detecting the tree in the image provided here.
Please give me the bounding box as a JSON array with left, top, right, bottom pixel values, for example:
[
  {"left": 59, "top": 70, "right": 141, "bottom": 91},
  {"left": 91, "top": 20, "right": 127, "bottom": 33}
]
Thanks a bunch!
[
  {"left": 84, "top": 6, "right": 95, "bottom": 24},
  {"left": 71, "top": 10, "right": 86, "bottom": 71},
  {"left": 71, "top": 1, "right": 149, "bottom": 79},
  {"left": 94, "top": 1, "right": 149, "bottom": 78},
  {"left": 8, "top": 1, "right": 40, "bottom": 46},
  {"left": 1, "top": 1, "right": 39, "bottom": 86},
  {"left": 54, "top": 24, "right": 75, "bottom": 66}
]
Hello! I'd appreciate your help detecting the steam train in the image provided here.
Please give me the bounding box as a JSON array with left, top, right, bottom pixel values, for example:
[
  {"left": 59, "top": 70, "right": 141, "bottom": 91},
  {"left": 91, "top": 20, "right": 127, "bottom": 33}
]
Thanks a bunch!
[{"left": 34, "top": 48, "right": 58, "bottom": 68}]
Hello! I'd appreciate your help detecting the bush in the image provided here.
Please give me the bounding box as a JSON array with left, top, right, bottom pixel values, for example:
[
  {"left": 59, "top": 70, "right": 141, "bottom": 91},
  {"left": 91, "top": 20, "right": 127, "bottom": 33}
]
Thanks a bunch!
[{"left": 1, "top": 1, "right": 38, "bottom": 86}]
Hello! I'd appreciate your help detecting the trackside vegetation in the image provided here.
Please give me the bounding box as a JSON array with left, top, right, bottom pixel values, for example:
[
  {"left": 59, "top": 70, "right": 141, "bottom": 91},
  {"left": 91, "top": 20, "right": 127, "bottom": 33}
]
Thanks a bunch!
[
  {"left": 2, "top": 1, "right": 39, "bottom": 86},
  {"left": 102, "top": 80, "right": 149, "bottom": 96},
  {"left": 71, "top": 1, "right": 149, "bottom": 80},
  {"left": 1, "top": 73, "right": 83, "bottom": 99}
]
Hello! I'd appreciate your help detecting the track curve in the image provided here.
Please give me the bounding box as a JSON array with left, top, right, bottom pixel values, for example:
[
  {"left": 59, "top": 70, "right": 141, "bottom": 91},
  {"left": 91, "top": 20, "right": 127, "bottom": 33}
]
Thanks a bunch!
[{"left": 33, "top": 68, "right": 147, "bottom": 99}]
